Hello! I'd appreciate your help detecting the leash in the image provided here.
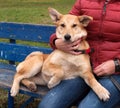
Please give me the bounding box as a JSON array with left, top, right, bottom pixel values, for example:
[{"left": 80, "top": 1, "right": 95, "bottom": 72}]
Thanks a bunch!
[{"left": 109, "top": 76, "right": 120, "bottom": 91}]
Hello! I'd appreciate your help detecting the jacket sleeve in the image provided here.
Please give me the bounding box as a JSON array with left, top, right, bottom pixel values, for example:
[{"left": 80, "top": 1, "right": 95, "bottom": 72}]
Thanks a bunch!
[
  {"left": 69, "top": 0, "right": 81, "bottom": 16},
  {"left": 49, "top": 33, "right": 57, "bottom": 49}
]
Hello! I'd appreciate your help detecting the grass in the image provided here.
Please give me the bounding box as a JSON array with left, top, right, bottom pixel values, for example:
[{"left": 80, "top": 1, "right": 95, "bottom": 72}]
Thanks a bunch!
[
  {"left": 0, "top": 89, "right": 40, "bottom": 108},
  {"left": 0, "top": 0, "right": 75, "bottom": 24},
  {"left": 0, "top": 0, "right": 75, "bottom": 108}
]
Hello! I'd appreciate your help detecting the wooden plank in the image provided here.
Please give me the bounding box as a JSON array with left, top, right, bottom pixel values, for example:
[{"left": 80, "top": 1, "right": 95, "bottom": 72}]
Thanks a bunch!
[
  {"left": 0, "top": 42, "right": 52, "bottom": 62},
  {"left": 0, "top": 63, "right": 16, "bottom": 70},
  {"left": 0, "top": 22, "right": 56, "bottom": 42}
]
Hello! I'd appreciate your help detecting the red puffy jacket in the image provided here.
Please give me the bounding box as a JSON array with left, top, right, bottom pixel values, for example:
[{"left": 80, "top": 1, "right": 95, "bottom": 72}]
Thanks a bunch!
[{"left": 49, "top": 0, "right": 120, "bottom": 68}]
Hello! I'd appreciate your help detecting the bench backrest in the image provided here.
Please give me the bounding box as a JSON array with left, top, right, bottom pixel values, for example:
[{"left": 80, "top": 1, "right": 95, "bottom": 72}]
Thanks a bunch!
[{"left": 0, "top": 22, "right": 55, "bottom": 64}]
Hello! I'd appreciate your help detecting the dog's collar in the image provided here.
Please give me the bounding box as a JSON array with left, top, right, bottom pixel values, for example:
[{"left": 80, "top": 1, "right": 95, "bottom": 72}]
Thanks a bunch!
[{"left": 74, "top": 48, "right": 94, "bottom": 54}]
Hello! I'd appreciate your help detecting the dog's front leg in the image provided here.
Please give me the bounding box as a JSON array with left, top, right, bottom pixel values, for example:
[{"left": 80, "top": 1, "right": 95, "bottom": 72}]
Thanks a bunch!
[
  {"left": 81, "top": 71, "right": 110, "bottom": 101},
  {"left": 48, "top": 68, "right": 64, "bottom": 88},
  {"left": 48, "top": 74, "right": 63, "bottom": 88},
  {"left": 43, "top": 64, "right": 64, "bottom": 88}
]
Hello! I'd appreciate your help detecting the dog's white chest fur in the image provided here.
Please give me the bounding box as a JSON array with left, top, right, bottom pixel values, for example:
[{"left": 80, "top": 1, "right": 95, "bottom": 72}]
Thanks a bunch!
[{"left": 42, "top": 49, "right": 90, "bottom": 79}]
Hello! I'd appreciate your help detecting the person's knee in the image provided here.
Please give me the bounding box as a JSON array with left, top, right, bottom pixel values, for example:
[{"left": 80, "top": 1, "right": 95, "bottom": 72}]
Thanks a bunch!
[{"left": 38, "top": 95, "right": 64, "bottom": 108}]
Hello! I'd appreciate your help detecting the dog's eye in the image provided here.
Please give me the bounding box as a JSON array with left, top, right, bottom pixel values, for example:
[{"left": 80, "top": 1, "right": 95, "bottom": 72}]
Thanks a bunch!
[
  {"left": 60, "top": 24, "right": 65, "bottom": 27},
  {"left": 72, "top": 24, "right": 77, "bottom": 28}
]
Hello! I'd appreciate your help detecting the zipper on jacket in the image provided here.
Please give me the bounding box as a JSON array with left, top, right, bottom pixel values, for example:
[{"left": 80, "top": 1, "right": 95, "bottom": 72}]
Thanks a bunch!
[
  {"left": 97, "top": 0, "right": 110, "bottom": 65},
  {"left": 99, "top": 0, "right": 110, "bottom": 37},
  {"left": 103, "top": 0, "right": 110, "bottom": 15}
]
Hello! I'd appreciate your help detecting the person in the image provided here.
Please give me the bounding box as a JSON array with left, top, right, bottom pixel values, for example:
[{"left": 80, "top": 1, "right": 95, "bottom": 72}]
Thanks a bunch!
[{"left": 38, "top": 0, "right": 120, "bottom": 108}]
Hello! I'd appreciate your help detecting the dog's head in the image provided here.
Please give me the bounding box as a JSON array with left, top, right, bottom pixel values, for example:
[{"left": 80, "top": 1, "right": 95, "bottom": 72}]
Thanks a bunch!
[{"left": 48, "top": 8, "right": 93, "bottom": 42}]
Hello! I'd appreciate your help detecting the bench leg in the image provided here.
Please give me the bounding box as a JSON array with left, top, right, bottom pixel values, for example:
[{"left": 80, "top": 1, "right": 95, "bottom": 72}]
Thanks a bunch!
[
  {"left": 8, "top": 90, "right": 14, "bottom": 108},
  {"left": 20, "top": 97, "right": 34, "bottom": 108}
]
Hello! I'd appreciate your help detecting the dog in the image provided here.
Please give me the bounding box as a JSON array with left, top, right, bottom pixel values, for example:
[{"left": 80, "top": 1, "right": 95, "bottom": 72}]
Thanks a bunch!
[{"left": 10, "top": 8, "right": 110, "bottom": 101}]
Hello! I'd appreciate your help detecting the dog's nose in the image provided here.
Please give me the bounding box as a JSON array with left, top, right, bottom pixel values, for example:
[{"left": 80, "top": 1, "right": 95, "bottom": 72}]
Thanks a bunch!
[{"left": 64, "top": 34, "right": 71, "bottom": 41}]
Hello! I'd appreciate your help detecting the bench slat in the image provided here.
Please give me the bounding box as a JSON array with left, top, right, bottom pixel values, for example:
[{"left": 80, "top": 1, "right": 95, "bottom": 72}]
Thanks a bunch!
[
  {"left": 0, "top": 63, "right": 16, "bottom": 71},
  {"left": 0, "top": 22, "right": 56, "bottom": 42},
  {"left": 0, "top": 42, "right": 52, "bottom": 62}
]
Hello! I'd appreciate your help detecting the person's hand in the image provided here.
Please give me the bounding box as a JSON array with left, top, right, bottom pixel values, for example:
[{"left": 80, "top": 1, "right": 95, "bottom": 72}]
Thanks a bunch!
[
  {"left": 93, "top": 60, "right": 115, "bottom": 76},
  {"left": 55, "top": 38, "right": 82, "bottom": 55}
]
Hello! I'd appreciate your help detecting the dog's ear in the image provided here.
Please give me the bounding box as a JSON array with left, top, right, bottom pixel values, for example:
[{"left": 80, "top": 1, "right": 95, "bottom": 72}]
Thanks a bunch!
[
  {"left": 48, "top": 7, "right": 62, "bottom": 22},
  {"left": 78, "top": 15, "right": 93, "bottom": 27}
]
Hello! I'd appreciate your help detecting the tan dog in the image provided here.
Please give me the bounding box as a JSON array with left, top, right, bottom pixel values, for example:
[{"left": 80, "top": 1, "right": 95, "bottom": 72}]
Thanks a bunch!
[{"left": 10, "top": 8, "right": 110, "bottom": 101}]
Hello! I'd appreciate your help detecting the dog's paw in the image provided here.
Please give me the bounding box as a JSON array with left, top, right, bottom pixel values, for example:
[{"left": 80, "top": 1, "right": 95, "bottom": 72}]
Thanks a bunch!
[
  {"left": 48, "top": 83, "right": 54, "bottom": 89},
  {"left": 10, "top": 86, "right": 19, "bottom": 97},
  {"left": 97, "top": 86, "right": 110, "bottom": 101},
  {"left": 27, "top": 83, "right": 37, "bottom": 92},
  {"left": 48, "top": 80, "right": 60, "bottom": 89}
]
